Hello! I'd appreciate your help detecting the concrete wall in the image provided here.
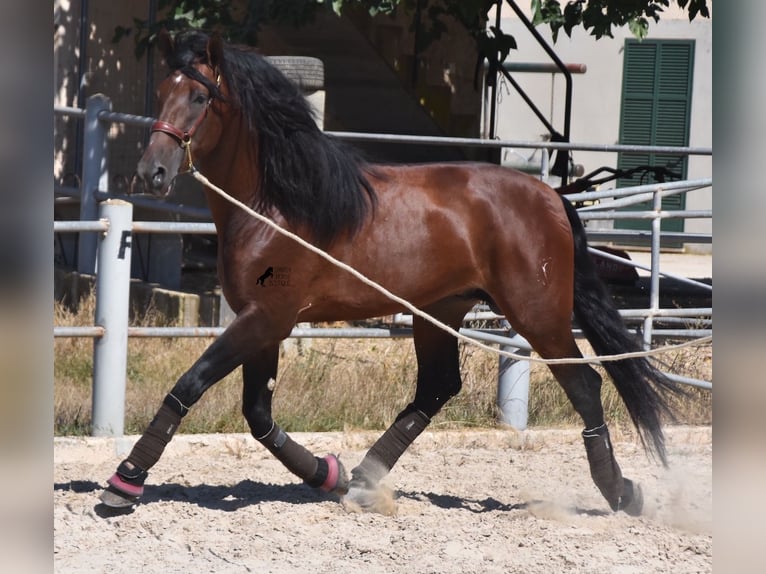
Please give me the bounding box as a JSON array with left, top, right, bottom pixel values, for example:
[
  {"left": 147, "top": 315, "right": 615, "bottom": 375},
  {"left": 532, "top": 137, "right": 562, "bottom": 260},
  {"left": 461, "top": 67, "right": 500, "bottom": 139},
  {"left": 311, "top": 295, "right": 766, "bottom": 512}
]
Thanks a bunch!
[{"left": 54, "top": 0, "right": 154, "bottom": 185}]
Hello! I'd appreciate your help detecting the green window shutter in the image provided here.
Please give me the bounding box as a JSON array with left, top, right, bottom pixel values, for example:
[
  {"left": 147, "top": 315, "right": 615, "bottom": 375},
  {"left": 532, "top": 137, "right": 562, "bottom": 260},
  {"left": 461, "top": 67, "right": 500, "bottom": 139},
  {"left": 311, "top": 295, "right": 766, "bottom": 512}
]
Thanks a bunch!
[{"left": 616, "top": 40, "right": 695, "bottom": 235}]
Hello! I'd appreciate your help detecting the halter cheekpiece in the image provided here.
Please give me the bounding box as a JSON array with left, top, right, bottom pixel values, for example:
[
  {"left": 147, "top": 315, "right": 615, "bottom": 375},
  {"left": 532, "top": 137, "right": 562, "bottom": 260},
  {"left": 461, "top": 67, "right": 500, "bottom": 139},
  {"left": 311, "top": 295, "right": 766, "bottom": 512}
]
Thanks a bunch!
[{"left": 150, "top": 69, "right": 221, "bottom": 171}]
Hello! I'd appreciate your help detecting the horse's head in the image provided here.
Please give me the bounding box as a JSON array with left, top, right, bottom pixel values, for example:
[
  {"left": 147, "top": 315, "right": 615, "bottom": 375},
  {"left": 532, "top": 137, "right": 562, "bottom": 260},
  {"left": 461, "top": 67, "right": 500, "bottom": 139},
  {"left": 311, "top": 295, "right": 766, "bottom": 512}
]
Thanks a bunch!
[{"left": 137, "top": 30, "right": 227, "bottom": 196}]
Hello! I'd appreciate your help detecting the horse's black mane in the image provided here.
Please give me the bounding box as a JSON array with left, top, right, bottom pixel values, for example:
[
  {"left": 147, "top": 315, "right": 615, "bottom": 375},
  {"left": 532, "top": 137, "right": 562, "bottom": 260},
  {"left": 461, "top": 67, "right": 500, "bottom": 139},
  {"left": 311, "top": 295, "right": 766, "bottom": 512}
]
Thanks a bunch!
[{"left": 168, "top": 30, "right": 377, "bottom": 245}]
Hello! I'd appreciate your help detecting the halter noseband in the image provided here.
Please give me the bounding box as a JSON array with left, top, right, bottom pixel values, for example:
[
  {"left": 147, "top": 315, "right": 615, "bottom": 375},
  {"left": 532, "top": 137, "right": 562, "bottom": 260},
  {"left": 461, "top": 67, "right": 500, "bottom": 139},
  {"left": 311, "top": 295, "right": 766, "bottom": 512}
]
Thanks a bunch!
[{"left": 150, "top": 70, "right": 221, "bottom": 172}]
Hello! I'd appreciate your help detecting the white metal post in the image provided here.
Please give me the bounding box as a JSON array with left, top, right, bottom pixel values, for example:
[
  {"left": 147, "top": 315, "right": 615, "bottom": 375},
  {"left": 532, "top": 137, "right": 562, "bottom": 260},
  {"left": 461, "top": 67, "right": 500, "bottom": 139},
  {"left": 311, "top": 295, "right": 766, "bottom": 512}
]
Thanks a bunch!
[
  {"left": 78, "top": 94, "right": 111, "bottom": 274},
  {"left": 496, "top": 321, "right": 531, "bottom": 429},
  {"left": 643, "top": 189, "right": 663, "bottom": 349},
  {"left": 91, "top": 199, "right": 133, "bottom": 437}
]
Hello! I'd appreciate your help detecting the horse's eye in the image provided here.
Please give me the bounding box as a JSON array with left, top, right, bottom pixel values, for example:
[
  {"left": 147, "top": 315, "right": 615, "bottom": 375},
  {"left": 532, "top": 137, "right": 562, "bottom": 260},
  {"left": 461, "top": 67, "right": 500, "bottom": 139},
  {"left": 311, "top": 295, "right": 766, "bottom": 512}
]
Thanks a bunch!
[{"left": 193, "top": 93, "right": 208, "bottom": 105}]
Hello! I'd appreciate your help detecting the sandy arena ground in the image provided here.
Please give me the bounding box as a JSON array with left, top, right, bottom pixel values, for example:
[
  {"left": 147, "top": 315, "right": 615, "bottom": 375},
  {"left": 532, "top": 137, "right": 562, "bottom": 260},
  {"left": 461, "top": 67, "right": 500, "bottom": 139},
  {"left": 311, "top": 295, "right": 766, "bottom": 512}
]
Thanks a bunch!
[{"left": 54, "top": 426, "right": 711, "bottom": 573}]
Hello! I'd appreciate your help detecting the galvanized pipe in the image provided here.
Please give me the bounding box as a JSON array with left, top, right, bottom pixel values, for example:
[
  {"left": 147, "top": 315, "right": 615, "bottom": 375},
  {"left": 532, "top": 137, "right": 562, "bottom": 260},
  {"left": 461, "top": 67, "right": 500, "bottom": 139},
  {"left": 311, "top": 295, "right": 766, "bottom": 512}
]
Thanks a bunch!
[
  {"left": 643, "top": 190, "right": 664, "bottom": 349},
  {"left": 327, "top": 131, "right": 713, "bottom": 155},
  {"left": 564, "top": 178, "right": 712, "bottom": 203},
  {"left": 580, "top": 210, "right": 712, "bottom": 220},
  {"left": 54, "top": 220, "right": 109, "bottom": 233},
  {"left": 77, "top": 94, "right": 111, "bottom": 274},
  {"left": 496, "top": 320, "right": 531, "bottom": 430},
  {"left": 588, "top": 247, "right": 712, "bottom": 292},
  {"left": 53, "top": 104, "right": 713, "bottom": 156},
  {"left": 91, "top": 200, "right": 133, "bottom": 437}
]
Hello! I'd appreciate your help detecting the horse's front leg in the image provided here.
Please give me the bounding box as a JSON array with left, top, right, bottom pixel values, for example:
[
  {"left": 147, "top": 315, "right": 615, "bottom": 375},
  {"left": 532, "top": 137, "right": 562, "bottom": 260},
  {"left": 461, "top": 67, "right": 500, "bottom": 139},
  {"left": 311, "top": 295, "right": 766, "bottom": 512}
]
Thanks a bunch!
[
  {"left": 345, "top": 308, "right": 465, "bottom": 509},
  {"left": 241, "top": 351, "right": 349, "bottom": 495},
  {"left": 100, "top": 306, "right": 262, "bottom": 508}
]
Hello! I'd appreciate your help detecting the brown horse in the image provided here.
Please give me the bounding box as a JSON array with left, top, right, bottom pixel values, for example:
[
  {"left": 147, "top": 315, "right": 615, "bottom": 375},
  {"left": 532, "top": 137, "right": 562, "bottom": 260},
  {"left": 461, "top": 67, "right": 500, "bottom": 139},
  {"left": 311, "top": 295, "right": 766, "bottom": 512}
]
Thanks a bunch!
[{"left": 101, "top": 30, "right": 680, "bottom": 515}]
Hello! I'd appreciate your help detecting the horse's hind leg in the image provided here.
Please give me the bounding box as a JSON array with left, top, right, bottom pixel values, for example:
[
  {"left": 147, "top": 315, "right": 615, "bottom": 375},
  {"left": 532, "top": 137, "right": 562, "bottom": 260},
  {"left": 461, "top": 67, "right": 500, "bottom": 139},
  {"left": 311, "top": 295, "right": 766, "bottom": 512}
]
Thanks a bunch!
[
  {"left": 510, "top": 319, "right": 642, "bottom": 515},
  {"left": 241, "top": 348, "right": 348, "bottom": 495},
  {"left": 547, "top": 358, "right": 641, "bottom": 514},
  {"left": 490, "top": 255, "right": 642, "bottom": 515},
  {"left": 346, "top": 300, "right": 470, "bottom": 506}
]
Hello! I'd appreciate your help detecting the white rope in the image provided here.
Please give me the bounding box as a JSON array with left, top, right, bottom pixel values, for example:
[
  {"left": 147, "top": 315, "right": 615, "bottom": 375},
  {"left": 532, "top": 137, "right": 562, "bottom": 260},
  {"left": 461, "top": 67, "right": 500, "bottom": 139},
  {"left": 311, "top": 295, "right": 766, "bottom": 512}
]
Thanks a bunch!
[{"left": 192, "top": 169, "right": 712, "bottom": 366}]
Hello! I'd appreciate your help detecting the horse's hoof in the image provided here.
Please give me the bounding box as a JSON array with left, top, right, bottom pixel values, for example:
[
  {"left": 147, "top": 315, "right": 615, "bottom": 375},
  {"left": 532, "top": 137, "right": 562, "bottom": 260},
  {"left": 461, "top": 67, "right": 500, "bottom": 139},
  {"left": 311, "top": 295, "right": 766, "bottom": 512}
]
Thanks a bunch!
[
  {"left": 618, "top": 478, "right": 643, "bottom": 516},
  {"left": 342, "top": 478, "right": 396, "bottom": 515},
  {"left": 99, "top": 485, "right": 139, "bottom": 509},
  {"left": 343, "top": 478, "right": 377, "bottom": 509},
  {"left": 319, "top": 454, "right": 349, "bottom": 496}
]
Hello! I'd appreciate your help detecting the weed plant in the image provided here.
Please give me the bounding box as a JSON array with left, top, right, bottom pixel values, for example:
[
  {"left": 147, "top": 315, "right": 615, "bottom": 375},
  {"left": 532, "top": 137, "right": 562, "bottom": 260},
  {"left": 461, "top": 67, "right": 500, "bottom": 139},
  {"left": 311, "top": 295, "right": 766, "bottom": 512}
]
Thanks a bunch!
[{"left": 54, "top": 292, "right": 712, "bottom": 436}]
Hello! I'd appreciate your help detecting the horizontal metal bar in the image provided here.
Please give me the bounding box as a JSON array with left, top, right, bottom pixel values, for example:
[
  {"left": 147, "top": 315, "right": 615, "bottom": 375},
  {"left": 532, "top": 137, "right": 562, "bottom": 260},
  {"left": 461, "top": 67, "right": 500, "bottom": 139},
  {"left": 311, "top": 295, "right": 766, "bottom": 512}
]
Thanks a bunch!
[
  {"left": 93, "top": 192, "right": 213, "bottom": 220},
  {"left": 497, "top": 61, "right": 587, "bottom": 74},
  {"left": 571, "top": 328, "right": 711, "bottom": 340},
  {"left": 566, "top": 179, "right": 712, "bottom": 203},
  {"left": 327, "top": 131, "right": 713, "bottom": 156},
  {"left": 617, "top": 308, "right": 711, "bottom": 318},
  {"left": 53, "top": 219, "right": 216, "bottom": 234},
  {"left": 54, "top": 326, "right": 105, "bottom": 337},
  {"left": 54, "top": 197, "right": 81, "bottom": 206},
  {"left": 125, "top": 326, "right": 416, "bottom": 338},
  {"left": 56, "top": 323, "right": 712, "bottom": 389},
  {"left": 482, "top": 59, "right": 586, "bottom": 74},
  {"left": 460, "top": 328, "right": 532, "bottom": 351},
  {"left": 642, "top": 329, "right": 712, "bottom": 337},
  {"left": 585, "top": 231, "right": 712, "bottom": 244},
  {"left": 577, "top": 189, "right": 700, "bottom": 212},
  {"left": 588, "top": 247, "right": 712, "bottom": 291},
  {"left": 622, "top": 318, "right": 712, "bottom": 328},
  {"left": 121, "top": 196, "right": 212, "bottom": 219},
  {"left": 127, "top": 327, "right": 223, "bottom": 337},
  {"left": 53, "top": 104, "right": 713, "bottom": 156},
  {"left": 53, "top": 106, "right": 86, "bottom": 119},
  {"left": 398, "top": 303, "right": 712, "bottom": 324},
  {"left": 623, "top": 319, "right": 711, "bottom": 329},
  {"left": 663, "top": 372, "right": 712, "bottom": 390},
  {"left": 56, "top": 105, "right": 153, "bottom": 127},
  {"left": 54, "top": 185, "right": 80, "bottom": 198},
  {"left": 97, "top": 110, "right": 155, "bottom": 128},
  {"left": 131, "top": 221, "right": 217, "bottom": 234},
  {"left": 124, "top": 326, "right": 535, "bottom": 349},
  {"left": 53, "top": 220, "right": 109, "bottom": 233},
  {"left": 459, "top": 310, "right": 711, "bottom": 327},
  {"left": 580, "top": 210, "right": 711, "bottom": 220},
  {"left": 291, "top": 327, "right": 412, "bottom": 338}
]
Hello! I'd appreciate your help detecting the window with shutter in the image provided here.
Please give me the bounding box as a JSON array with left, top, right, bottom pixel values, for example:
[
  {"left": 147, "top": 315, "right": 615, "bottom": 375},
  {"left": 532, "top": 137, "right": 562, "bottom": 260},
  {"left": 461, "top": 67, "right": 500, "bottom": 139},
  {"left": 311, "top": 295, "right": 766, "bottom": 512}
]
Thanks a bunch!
[{"left": 616, "top": 39, "right": 694, "bottom": 237}]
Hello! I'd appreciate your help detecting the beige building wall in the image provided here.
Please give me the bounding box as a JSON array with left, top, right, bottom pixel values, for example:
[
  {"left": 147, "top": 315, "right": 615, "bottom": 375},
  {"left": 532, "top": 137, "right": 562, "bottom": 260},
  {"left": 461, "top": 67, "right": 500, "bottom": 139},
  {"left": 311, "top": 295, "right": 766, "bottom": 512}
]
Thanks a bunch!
[
  {"left": 54, "top": 2, "right": 711, "bottom": 250},
  {"left": 489, "top": 8, "right": 711, "bottom": 248}
]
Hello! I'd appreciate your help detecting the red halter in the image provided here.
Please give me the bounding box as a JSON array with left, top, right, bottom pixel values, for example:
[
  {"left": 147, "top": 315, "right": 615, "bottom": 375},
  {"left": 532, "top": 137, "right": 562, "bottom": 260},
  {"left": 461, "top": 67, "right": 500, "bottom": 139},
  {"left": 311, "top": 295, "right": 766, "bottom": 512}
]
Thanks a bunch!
[{"left": 150, "top": 71, "right": 220, "bottom": 171}]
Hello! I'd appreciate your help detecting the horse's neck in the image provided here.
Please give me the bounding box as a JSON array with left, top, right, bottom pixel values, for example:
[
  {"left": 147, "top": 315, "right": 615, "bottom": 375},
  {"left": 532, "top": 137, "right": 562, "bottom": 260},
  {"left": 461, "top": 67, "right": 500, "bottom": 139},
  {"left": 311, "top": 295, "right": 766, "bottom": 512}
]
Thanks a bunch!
[{"left": 198, "top": 126, "right": 260, "bottom": 231}]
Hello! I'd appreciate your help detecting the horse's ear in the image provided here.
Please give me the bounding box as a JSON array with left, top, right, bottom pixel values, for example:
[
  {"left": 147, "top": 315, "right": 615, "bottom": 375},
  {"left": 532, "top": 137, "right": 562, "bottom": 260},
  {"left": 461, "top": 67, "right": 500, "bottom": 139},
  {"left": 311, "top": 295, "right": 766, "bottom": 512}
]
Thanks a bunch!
[
  {"left": 157, "top": 28, "right": 174, "bottom": 61},
  {"left": 207, "top": 33, "right": 225, "bottom": 72}
]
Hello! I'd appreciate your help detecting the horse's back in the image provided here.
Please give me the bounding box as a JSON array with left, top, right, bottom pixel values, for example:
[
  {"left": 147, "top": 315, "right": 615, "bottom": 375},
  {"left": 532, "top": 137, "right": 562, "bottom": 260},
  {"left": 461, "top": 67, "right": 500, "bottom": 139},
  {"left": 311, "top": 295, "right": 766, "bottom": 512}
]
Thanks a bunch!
[
  {"left": 310, "top": 162, "right": 575, "bottom": 320},
  {"left": 372, "top": 162, "right": 565, "bottom": 214},
  {"left": 368, "top": 162, "right": 572, "bottom": 247}
]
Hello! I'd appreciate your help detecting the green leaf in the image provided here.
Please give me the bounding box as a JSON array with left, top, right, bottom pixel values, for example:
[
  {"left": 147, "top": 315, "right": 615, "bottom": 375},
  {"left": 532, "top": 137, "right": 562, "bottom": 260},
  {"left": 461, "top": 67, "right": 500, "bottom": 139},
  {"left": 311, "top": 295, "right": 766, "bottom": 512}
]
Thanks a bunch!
[
  {"left": 562, "top": 1, "right": 583, "bottom": 37},
  {"left": 628, "top": 17, "right": 649, "bottom": 40},
  {"left": 112, "top": 25, "right": 131, "bottom": 44}
]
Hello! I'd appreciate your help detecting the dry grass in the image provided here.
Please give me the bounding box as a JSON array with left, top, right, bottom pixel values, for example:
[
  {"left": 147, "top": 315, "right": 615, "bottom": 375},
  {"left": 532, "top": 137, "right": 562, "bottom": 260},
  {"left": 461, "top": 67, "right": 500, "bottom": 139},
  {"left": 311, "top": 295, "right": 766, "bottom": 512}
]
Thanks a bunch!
[{"left": 54, "top": 292, "right": 712, "bottom": 436}]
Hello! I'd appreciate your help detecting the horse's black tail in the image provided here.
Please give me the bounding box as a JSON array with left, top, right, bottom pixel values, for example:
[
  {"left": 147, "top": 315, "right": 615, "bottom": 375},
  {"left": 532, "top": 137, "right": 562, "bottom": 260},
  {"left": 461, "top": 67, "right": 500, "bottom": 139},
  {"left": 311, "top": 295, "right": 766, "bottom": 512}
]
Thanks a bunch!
[{"left": 560, "top": 196, "right": 684, "bottom": 466}]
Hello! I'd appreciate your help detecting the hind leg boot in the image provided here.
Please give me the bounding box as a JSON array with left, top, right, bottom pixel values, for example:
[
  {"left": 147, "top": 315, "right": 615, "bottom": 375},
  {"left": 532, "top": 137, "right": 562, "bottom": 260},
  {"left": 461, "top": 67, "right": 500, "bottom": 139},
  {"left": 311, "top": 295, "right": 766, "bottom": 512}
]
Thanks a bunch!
[{"left": 583, "top": 424, "right": 644, "bottom": 515}]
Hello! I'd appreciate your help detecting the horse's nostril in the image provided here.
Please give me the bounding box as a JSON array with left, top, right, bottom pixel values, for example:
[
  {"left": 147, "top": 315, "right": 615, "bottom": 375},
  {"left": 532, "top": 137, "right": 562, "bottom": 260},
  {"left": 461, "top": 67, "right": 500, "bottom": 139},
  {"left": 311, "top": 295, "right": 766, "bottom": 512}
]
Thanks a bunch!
[{"left": 151, "top": 167, "right": 166, "bottom": 189}]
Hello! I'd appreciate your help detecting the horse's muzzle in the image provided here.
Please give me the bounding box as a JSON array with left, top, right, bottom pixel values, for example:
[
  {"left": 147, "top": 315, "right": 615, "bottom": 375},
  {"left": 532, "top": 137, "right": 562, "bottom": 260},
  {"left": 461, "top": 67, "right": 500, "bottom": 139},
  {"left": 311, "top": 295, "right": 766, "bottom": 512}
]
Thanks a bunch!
[{"left": 136, "top": 157, "right": 172, "bottom": 196}]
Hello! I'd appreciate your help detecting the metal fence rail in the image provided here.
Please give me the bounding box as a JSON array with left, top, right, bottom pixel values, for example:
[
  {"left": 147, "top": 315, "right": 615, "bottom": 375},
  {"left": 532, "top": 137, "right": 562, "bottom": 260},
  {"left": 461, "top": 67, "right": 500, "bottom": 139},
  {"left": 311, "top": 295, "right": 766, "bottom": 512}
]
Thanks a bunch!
[{"left": 53, "top": 98, "right": 713, "bottom": 437}]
